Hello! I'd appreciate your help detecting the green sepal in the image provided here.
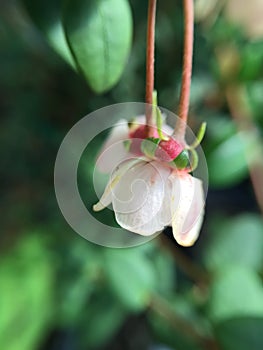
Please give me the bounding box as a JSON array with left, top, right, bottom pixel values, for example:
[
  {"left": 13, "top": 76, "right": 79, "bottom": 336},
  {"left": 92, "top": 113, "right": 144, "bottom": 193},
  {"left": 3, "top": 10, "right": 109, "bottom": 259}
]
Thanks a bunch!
[
  {"left": 172, "top": 150, "right": 190, "bottom": 170},
  {"left": 188, "top": 148, "right": 199, "bottom": 172},
  {"left": 141, "top": 137, "right": 160, "bottom": 158},
  {"left": 189, "top": 122, "right": 207, "bottom": 149},
  {"left": 156, "top": 107, "right": 169, "bottom": 141},
  {"left": 123, "top": 139, "right": 132, "bottom": 151},
  {"left": 152, "top": 90, "right": 169, "bottom": 141}
]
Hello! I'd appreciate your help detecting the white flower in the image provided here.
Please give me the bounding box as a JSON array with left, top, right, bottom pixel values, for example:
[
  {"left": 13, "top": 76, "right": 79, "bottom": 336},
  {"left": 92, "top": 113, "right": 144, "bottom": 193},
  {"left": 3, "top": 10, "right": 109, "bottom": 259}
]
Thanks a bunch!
[{"left": 93, "top": 117, "right": 205, "bottom": 247}]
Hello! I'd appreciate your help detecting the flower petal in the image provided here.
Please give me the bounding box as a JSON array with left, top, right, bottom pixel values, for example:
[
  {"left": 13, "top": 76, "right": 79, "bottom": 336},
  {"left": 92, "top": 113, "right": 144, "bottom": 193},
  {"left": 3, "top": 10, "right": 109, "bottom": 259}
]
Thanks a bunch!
[
  {"left": 113, "top": 161, "right": 172, "bottom": 235},
  {"left": 170, "top": 173, "right": 205, "bottom": 247},
  {"left": 96, "top": 119, "right": 129, "bottom": 173},
  {"left": 93, "top": 158, "right": 143, "bottom": 211}
]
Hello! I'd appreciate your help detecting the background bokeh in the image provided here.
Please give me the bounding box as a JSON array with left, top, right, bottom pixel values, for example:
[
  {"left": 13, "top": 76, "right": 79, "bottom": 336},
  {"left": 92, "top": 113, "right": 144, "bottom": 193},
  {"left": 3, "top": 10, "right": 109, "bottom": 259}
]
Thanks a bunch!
[{"left": 1, "top": 0, "right": 263, "bottom": 349}]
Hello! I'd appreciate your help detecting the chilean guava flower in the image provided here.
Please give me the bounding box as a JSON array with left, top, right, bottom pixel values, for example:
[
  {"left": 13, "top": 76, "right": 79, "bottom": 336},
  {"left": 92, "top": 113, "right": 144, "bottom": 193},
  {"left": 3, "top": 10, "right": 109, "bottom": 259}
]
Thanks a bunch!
[{"left": 93, "top": 114, "right": 205, "bottom": 247}]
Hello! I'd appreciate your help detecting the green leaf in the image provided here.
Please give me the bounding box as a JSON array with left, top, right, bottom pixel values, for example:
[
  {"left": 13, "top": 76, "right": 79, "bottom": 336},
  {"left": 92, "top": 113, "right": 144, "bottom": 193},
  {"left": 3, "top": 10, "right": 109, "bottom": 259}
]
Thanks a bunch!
[
  {"left": 56, "top": 237, "right": 102, "bottom": 326},
  {"left": 0, "top": 234, "right": 53, "bottom": 350},
  {"left": 239, "top": 42, "right": 263, "bottom": 81},
  {"left": 79, "top": 289, "right": 126, "bottom": 348},
  {"left": 203, "top": 214, "right": 263, "bottom": 272},
  {"left": 207, "top": 130, "right": 258, "bottom": 187},
  {"left": 152, "top": 248, "right": 176, "bottom": 296},
  {"left": 246, "top": 81, "right": 263, "bottom": 122},
  {"left": 63, "top": 0, "right": 132, "bottom": 93},
  {"left": 214, "top": 317, "right": 263, "bottom": 350},
  {"left": 103, "top": 247, "right": 156, "bottom": 311},
  {"left": 209, "top": 265, "right": 263, "bottom": 323},
  {"left": 205, "top": 114, "right": 236, "bottom": 148},
  {"left": 21, "top": 0, "right": 75, "bottom": 67}
]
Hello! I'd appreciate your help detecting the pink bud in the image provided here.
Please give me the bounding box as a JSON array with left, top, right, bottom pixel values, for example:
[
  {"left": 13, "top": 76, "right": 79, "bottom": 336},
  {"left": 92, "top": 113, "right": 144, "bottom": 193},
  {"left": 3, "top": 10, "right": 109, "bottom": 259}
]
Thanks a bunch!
[{"left": 155, "top": 138, "right": 183, "bottom": 162}]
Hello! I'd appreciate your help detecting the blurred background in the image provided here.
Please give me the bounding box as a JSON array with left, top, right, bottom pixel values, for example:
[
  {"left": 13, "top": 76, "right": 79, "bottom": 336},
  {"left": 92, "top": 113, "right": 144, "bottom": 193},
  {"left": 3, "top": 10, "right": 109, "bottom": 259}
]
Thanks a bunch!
[{"left": 1, "top": 0, "right": 263, "bottom": 349}]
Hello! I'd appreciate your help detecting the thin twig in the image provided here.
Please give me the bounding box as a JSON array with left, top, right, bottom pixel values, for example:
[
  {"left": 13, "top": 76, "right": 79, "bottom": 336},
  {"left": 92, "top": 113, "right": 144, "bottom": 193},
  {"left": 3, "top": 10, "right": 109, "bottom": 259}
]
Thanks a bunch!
[
  {"left": 149, "top": 293, "right": 220, "bottom": 350},
  {"left": 159, "top": 234, "right": 210, "bottom": 286},
  {"left": 177, "top": 0, "right": 194, "bottom": 135},
  {"left": 145, "top": 0, "right": 157, "bottom": 137}
]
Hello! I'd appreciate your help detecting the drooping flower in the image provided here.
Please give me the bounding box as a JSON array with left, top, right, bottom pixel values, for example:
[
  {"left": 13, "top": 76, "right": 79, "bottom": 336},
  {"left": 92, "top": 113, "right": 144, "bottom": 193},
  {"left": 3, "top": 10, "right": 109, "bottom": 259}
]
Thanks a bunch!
[{"left": 93, "top": 115, "right": 205, "bottom": 247}]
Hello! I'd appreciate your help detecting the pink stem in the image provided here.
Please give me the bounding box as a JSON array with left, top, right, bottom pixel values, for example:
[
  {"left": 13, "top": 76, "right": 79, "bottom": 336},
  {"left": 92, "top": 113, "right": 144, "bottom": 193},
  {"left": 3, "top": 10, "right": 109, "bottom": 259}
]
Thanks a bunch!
[
  {"left": 145, "top": 0, "right": 157, "bottom": 137},
  {"left": 177, "top": 0, "right": 194, "bottom": 135}
]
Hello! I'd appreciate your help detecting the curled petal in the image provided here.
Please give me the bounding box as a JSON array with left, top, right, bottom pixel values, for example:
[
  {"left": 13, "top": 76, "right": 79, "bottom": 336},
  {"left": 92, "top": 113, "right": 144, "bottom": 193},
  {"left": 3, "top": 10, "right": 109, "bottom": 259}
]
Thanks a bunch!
[
  {"left": 170, "top": 173, "right": 205, "bottom": 247},
  {"left": 93, "top": 158, "right": 143, "bottom": 211},
  {"left": 112, "top": 161, "right": 172, "bottom": 235}
]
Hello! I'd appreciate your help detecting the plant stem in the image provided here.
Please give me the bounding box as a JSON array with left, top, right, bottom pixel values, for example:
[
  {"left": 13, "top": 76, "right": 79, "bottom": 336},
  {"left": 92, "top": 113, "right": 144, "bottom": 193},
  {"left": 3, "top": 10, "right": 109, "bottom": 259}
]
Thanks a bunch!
[
  {"left": 145, "top": 0, "right": 157, "bottom": 137},
  {"left": 177, "top": 0, "right": 194, "bottom": 135},
  {"left": 159, "top": 234, "right": 210, "bottom": 286},
  {"left": 149, "top": 294, "right": 220, "bottom": 350}
]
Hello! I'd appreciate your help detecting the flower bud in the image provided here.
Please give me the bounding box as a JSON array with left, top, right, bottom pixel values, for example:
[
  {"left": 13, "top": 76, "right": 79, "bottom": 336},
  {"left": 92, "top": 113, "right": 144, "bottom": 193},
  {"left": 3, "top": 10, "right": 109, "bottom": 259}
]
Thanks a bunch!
[{"left": 155, "top": 138, "right": 184, "bottom": 162}]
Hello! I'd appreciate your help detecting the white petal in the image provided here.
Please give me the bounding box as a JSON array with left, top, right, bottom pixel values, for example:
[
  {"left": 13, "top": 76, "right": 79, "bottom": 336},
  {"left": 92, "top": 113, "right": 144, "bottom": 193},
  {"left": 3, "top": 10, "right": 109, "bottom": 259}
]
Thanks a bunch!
[
  {"left": 113, "top": 161, "right": 172, "bottom": 235},
  {"left": 130, "top": 177, "right": 173, "bottom": 235},
  {"left": 170, "top": 173, "right": 205, "bottom": 247},
  {"left": 93, "top": 158, "right": 143, "bottom": 212},
  {"left": 158, "top": 178, "right": 173, "bottom": 226},
  {"left": 96, "top": 119, "right": 129, "bottom": 173}
]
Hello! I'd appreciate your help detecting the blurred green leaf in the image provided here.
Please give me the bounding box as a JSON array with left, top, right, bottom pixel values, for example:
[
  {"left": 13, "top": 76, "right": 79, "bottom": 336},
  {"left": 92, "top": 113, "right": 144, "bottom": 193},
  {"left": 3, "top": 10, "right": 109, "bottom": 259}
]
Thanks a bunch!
[
  {"left": 56, "top": 238, "right": 102, "bottom": 326},
  {"left": 203, "top": 214, "right": 263, "bottom": 272},
  {"left": 209, "top": 265, "right": 263, "bottom": 322},
  {"left": 79, "top": 289, "right": 126, "bottom": 348},
  {"left": 214, "top": 317, "right": 263, "bottom": 350},
  {"left": 207, "top": 16, "right": 244, "bottom": 45},
  {"left": 246, "top": 81, "right": 263, "bottom": 122},
  {"left": 206, "top": 131, "right": 258, "bottom": 187},
  {"left": 103, "top": 247, "right": 156, "bottom": 311},
  {"left": 21, "top": 0, "right": 75, "bottom": 67},
  {"left": 152, "top": 248, "right": 176, "bottom": 296},
  {"left": 63, "top": 0, "right": 132, "bottom": 93},
  {"left": 206, "top": 115, "right": 236, "bottom": 148},
  {"left": 239, "top": 42, "right": 263, "bottom": 81},
  {"left": 0, "top": 234, "right": 53, "bottom": 350}
]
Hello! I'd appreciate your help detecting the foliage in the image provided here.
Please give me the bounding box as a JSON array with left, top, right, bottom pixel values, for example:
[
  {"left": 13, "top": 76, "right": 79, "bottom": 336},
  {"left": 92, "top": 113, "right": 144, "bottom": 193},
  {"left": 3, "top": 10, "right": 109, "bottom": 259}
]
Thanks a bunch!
[{"left": 1, "top": 0, "right": 263, "bottom": 349}]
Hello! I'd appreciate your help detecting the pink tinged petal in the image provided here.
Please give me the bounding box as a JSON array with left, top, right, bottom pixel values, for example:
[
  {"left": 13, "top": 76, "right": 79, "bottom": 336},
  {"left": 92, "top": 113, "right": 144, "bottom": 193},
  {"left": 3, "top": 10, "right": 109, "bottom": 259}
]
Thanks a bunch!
[
  {"left": 96, "top": 119, "right": 129, "bottom": 174},
  {"left": 93, "top": 158, "right": 143, "bottom": 212},
  {"left": 112, "top": 161, "right": 172, "bottom": 235},
  {"left": 170, "top": 173, "right": 205, "bottom": 247}
]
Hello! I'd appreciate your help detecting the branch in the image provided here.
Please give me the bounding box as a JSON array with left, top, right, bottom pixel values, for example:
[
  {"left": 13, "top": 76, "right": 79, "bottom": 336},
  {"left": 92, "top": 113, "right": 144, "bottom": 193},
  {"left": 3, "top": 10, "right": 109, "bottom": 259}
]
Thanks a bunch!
[
  {"left": 159, "top": 234, "right": 210, "bottom": 286},
  {"left": 149, "top": 293, "right": 220, "bottom": 350}
]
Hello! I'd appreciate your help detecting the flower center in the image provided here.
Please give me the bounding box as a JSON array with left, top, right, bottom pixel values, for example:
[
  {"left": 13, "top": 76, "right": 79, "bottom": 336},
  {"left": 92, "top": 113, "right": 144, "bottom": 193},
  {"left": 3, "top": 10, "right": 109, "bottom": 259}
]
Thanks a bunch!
[{"left": 127, "top": 125, "right": 190, "bottom": 171}]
